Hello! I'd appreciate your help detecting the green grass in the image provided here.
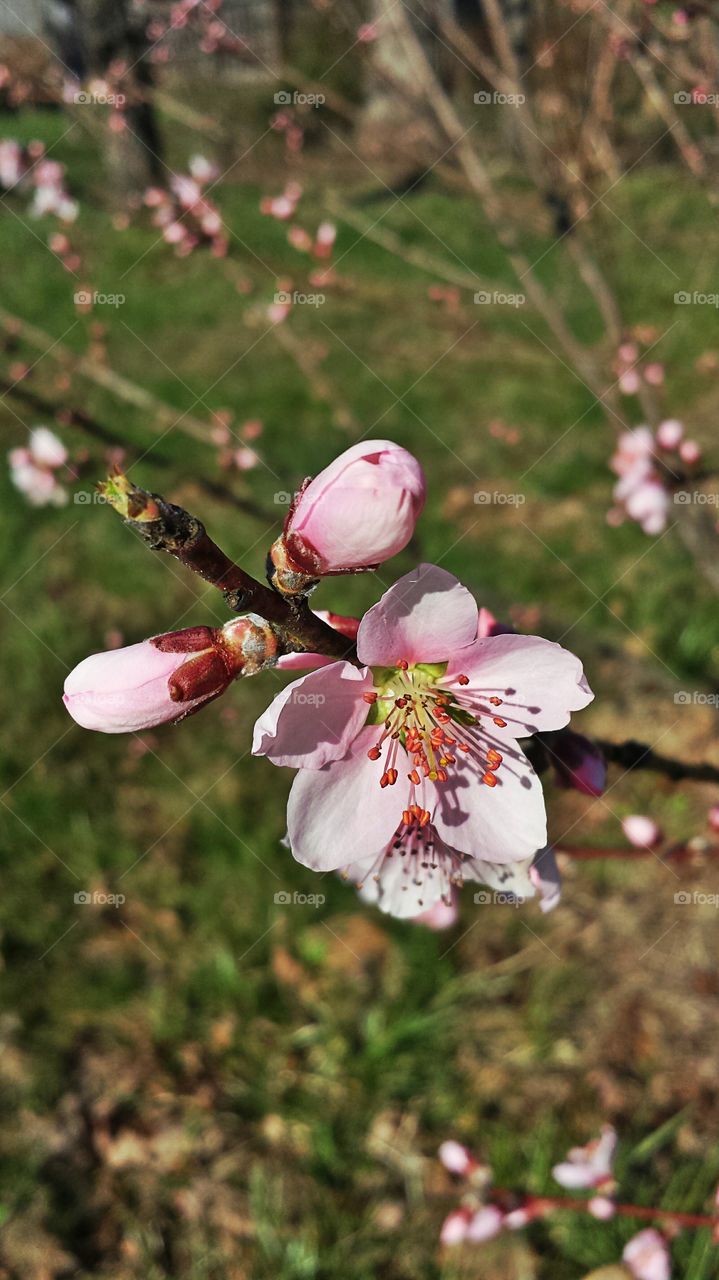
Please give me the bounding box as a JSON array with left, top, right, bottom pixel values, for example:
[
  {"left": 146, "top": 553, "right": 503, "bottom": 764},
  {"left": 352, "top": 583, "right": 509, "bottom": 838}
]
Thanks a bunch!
[{"left": 1, "top": 97, "right": 719, "bottom": 1278}]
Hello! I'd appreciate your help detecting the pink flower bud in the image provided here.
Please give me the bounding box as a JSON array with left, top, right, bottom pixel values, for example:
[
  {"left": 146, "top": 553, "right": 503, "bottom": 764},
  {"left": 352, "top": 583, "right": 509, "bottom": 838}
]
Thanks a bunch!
[
  {"left": 622, "top": 814, "right": 662, "bottom": 849},
  {"left": 466, "top": 1205, "right": 504, "bottom": 1241},
  {"left": 588, "top": 1195, "right": 616, "bottom": 1219},
  {"left": 656, "top": 419, "right": 683, "bottom": 450},
  {"left": 277, "top": 440, "right": 426, "bottom": 578},
  {"left": 439, "top": 1140, "right": 473, "bottom": 1176},
  {"left": 64, "top": 619, "right": 276, "bottom": 733},
  {"left": 708, "top": 805, "right": 719, "bottom": 834},
  {"left": 550, "top": 729, "right": 607, "bottom": 796},
  {"left": 679, "top": 438, "right": 701, "bottom": 466},
  {"left": 440, "top": 1209, "right": 471, "bottom": 1246}
]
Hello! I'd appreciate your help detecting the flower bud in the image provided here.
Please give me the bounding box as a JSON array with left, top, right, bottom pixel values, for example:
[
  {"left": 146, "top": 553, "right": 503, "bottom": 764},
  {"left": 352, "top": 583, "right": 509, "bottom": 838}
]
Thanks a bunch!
[
  {"left": 622, "top": 814, "right": 662, "bottom": 849},
  {"left": 64, "top": 617, "right": 277, "bottom": 733},
  {"left": 550, "top": 729, "right": 607, "bottom": 797},
  {"left": 268, "top": 440, "right": 425, "bottom": 593}
]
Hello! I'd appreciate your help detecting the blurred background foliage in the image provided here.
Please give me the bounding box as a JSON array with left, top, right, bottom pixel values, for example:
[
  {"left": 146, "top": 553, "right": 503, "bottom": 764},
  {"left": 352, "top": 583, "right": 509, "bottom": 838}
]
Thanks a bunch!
[{"left": 1, "top": 2, "right": 719, "bottom": 1276}]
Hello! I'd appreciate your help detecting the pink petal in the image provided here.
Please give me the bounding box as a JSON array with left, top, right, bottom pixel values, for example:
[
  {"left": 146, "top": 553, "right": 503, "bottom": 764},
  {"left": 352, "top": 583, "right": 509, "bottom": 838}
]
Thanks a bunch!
[
  {"left": 466, "top": 1205, "right": 504, "bottom": 1242},
  {"left": 252, "top": 662, "right": 373, "bottom": 769},
  {"left": 623, "top": 1228, "right": 671, "bottom": 1280},
  {"left": 357, "top": 564, "right": 478, "bottom": 666},
  {"left": 551, "top": 1161, "right": 595, "bottom": 1189},
  {"left": 431, "top": 744, "right": 547, "bottom": 863},
  {"left": 446, "top": 632, "right": 593, "bottom": 737},
  {"left": 286, "top": 729, "right": 401, "bottom": 870}
]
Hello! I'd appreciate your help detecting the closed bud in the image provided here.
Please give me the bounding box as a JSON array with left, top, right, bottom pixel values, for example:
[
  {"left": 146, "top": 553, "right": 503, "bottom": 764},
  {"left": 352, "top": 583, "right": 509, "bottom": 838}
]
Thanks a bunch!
[
  {"left": 64, "top": 616, "right": 278, "bottom": 733},
  {"left": 550, "top": 729, "right": 607, "bottom": 797},
  {"left": 268, "top": 440, "right": 425, "bottom": 594}
]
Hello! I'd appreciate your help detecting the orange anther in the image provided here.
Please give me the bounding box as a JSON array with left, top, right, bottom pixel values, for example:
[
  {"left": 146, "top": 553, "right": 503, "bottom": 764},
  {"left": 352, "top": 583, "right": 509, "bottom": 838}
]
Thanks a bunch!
[
  {"left": 493, "top": 717, "right": 507, "bottom": 728},
  {"left": 367, "top": 746, "right": 381, "bottom": 760},
  {"left": 408, "top": 769, "right": 420, "bottom": 785},
  {"left": 397, "top": 659, "right": 409, "bottom": 670},
  {"left": 457, "top": 674, "right": 469, "bottom": 685},
  {"left": 363, "top": 691, "right": 378, "bottom": 704},
  {"left": 482, "top": 771, "right": 498, "bottom": 787},
  {"left": 489, "top": 696, "right": 502, "bottom": 706}
]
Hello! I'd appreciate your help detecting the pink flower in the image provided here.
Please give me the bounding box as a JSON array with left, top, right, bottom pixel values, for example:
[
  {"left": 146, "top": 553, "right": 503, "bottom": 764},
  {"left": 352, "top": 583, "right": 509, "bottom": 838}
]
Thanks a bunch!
[
  {"left": 314, "top": 220, "right": 336, "bottom": 259},
  {"left": 188, "top": 153, "right": 218, "bottom": 184},
  {"left": 253, "top": 563, "right": 593, "bottom": 877},
  {"left": 610, "top": 428, "right": 670, "bottom": 535},
  {"left": 8, "top": 427, "right": 68, "bottom": 506},
  {"left": 643, "top": 362, "right": 665, "bottom": 386},
  {"left": 274, "top": 440, "right": 426, "bottom": 577},
  {"left": 552, "top": 1125, "right": 617, "bottom": 1190},
  {"left": 623, "top": 1229, "right": 671, "bottom": 1280},
  {"left": 64, "top": 619, "right": 275, "bottom": 733},
  {"left": 549, "top": 729, "right": 607, "bottom": 796},
  {"left": 619, "top": 369, "right": 641, "bottom": 395},
  {"left": 656, "top": 419, "right": 683, "bottom": 450},
  {"left": 708, "top": 805, "right": 719, "bottom": 834},
  {"left": 30, "top": 426, "right": 67, "bottom": 469},
  {"left": 622, "top": 814, "right": 662, "bottom": 849}
]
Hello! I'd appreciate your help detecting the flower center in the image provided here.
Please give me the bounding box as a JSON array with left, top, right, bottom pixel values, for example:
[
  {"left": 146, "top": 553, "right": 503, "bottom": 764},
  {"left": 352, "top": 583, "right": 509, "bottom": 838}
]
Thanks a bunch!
[{"left": 364, "top": 659, "right": 507, "bottom": 825}]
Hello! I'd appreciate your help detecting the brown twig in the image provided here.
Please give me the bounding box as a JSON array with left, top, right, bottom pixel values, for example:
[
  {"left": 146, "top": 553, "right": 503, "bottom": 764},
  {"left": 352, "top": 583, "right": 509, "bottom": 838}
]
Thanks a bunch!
[{"left": 100, "top": 472, "right": 355, "bottom": 660}]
